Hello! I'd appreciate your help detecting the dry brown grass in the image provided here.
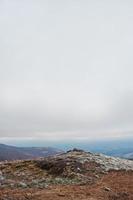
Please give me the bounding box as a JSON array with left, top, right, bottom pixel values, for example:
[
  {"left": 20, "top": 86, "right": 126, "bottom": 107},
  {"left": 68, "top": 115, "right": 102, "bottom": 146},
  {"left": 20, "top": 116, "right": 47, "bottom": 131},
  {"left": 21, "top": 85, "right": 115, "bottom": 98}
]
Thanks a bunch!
[{"left": 0, "top": 170, "right": 133, "bottom": 200}]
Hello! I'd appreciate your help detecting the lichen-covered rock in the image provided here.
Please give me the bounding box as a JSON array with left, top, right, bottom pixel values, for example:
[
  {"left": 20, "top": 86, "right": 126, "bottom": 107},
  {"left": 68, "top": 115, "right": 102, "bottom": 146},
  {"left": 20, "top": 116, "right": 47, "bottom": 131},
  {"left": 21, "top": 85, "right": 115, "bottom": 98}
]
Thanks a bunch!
[
  {"left": 0, "top": 149, "right": 133, "bottom": 189},
  {"left": 18, "top": 182, "right": 27, "bottom": 188},
  {"left": 0, "top": 171, "right": 5, "bottom": 181}
]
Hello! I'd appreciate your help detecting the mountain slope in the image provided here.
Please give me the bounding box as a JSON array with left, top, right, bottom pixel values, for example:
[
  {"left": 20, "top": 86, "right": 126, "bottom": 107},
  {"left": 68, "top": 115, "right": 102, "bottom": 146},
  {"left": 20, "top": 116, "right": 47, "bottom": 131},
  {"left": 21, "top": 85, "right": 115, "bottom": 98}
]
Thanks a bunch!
[
  {"left": 0, "top": 149, "right": 133, "bottom": 200},
  {"left": 0, "top": 143, "right": 63, "bottom": 161}
]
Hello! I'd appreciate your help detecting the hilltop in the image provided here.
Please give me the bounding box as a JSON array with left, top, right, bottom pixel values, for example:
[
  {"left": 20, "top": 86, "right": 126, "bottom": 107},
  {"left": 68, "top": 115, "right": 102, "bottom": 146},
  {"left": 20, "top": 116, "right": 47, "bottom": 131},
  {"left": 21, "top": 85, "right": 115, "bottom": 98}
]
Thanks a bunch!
[{"left": 0, "top": 149, "right": 133, "bottom": 199}]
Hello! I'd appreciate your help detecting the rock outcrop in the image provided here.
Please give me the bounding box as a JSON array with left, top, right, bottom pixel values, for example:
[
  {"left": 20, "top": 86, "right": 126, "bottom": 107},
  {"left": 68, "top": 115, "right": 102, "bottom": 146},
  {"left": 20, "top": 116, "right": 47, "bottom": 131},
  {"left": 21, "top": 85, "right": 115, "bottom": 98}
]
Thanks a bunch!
[{"left": 0, "top": 149, "right": 133, "bottom": 200}]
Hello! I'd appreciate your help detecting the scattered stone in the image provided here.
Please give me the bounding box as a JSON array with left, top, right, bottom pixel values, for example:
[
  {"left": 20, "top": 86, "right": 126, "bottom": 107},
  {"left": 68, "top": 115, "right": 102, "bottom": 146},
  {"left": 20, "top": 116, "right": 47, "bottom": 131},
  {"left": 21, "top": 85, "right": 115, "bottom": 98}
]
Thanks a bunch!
[
  {"left": 58, "top": 193, "right": 65, "bottom": 197},
  {"left": 0, "top": 149, "right": 133, "bottom": 190},
  {"left": 104, "top": 186, "right": 111, "bottom": 191},
  {"left": 95, "top": 174, "right": 99, "bottom": 178},
  {"left": 18, "top": 182, "right": 27, "bottom": 188},
  {"left": 0, "top": 171, "right": 5, "bottom": 181},
  {"left": 32, "top": 179, "right": 39, "bottom": 185}
]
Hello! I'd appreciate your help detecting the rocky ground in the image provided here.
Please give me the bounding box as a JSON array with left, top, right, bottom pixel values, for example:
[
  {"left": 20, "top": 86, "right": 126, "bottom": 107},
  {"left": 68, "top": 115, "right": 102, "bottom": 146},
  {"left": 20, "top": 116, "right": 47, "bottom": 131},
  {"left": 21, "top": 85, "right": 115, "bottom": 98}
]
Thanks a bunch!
[{"left": 0, "top": 149, "right": 133, "bottom": 200}]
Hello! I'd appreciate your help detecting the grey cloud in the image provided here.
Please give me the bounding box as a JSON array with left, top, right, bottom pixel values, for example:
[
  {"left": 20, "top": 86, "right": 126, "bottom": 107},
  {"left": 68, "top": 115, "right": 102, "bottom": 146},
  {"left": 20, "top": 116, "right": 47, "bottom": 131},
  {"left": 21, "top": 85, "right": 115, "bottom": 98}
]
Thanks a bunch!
[{"left": 0, "top": 0, "right": 133, "bottom": 140}]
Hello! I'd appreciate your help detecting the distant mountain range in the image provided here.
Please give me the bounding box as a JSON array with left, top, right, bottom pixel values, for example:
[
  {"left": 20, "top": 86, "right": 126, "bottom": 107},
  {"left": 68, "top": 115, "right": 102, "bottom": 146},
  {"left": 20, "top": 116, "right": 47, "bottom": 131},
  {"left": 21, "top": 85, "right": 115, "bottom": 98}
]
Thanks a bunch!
[
  {"left": 0, "top": 140, "right": 133, "bottom": 161},
  {"left": 0, "top": 143, "right": 63, "bottom": 161},
  {"left": 91, "top": 147, "right": 133, "bottom": 160},
  {"left": 55, "top": 139, "right": 133, "bottom": 160}
]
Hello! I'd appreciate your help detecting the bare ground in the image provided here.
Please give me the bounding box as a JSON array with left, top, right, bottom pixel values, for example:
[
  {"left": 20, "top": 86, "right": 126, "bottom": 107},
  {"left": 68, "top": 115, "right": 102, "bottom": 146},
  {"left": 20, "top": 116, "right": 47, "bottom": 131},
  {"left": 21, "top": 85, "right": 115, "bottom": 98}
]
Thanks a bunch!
[{"left": 0, "top": 170, "right": 133, "bottom": 200}]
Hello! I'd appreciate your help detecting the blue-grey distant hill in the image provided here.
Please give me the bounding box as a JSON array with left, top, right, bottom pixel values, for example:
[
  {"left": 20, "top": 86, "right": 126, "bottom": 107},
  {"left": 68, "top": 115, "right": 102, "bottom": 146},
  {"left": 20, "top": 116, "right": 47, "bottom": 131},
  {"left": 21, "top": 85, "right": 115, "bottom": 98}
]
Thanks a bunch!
[{"left": 0, "top": 144, "right": 63, "bottom": 161}]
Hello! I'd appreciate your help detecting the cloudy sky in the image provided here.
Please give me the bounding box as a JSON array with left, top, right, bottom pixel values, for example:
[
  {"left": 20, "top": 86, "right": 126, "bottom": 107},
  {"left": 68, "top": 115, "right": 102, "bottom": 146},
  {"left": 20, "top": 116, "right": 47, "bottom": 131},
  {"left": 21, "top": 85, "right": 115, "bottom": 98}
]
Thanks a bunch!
[{"left": 0, "top": 0, "right": 133, "bottom": 141}]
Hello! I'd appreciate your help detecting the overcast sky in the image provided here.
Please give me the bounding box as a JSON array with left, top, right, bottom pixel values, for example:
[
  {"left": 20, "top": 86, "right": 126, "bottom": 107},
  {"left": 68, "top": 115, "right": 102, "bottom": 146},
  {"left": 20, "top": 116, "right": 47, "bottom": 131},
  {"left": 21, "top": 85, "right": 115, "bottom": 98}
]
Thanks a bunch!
[{"left": 0, "top": 0, "right": 133, "bottom": 141}]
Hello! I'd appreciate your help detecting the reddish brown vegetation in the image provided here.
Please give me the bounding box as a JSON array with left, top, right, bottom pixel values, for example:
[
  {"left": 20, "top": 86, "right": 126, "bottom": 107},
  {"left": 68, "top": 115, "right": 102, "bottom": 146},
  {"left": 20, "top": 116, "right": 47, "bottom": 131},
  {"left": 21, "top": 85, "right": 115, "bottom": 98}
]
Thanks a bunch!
[
  {"left": 0, "top": 150, "right": 133, "bottom": 199},
  {"left": 0, "top": 170, "right": 133, "bottom": 200}
]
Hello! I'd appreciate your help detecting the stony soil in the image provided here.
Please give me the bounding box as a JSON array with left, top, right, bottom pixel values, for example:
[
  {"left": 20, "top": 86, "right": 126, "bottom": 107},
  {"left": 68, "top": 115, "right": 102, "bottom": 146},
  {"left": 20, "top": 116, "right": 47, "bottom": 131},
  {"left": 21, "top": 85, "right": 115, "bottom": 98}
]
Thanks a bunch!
[
  {"left": 0, "top": 170, "right": 133, "bottom": 200},
  {"left": 0, "top": 149, "right": 133, "bottom": 200}
]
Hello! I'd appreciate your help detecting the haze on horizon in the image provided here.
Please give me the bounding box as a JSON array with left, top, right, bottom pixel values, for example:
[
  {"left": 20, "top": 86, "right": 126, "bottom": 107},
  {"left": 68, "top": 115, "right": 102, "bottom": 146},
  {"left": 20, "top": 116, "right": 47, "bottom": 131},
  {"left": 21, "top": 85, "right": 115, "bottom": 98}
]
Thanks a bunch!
[{"left": 1, "top": 0, "right": 133, "bottom": 141}]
